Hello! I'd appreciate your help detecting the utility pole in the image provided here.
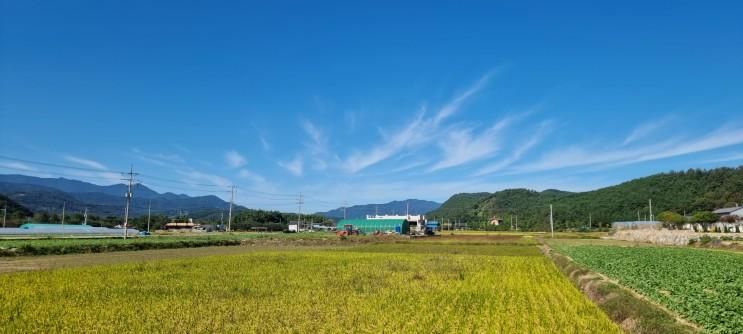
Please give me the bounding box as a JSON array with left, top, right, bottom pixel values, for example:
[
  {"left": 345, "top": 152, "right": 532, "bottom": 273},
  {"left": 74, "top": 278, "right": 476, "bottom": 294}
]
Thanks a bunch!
[
  {"left": 61, "top": 201, "right": 66, "bottom": 226},
  {"left": 1, "top": 204, "right": 6, "bottom": 228},
  {"left": 637, "top": 210, "right": 641, "bottom": 221},
  {"left": 406, "top": 200, "right": 410, "bottom": 217},
  {"left": 515, "top": 215, "right": 518, "bottom": 230},
  {"left": 649, "top": 199, "right": 654, "bottom": 222},
  {"left": 589, "top": 213, "right": 592, "bottom": 229},
  {"left": 227, "top": 186, "right": 235, "bottom": 232},
  {"left": 510, "top": 215, "right": 513, "bottom": 230},
  {"left": 83, "top": 207, "right": 88, "bottom": 225},
  {"left": 122, "top": 166, "right": 138, "bottom": 240},
  {"left": 549, "top": 204, "right": 554, "bottom": 238},
  {"left": 147, "top": 200, "right": 151, "bottom": 233},
  {"left": 297, "top": 192, "right": 304, "bottom": 231}
]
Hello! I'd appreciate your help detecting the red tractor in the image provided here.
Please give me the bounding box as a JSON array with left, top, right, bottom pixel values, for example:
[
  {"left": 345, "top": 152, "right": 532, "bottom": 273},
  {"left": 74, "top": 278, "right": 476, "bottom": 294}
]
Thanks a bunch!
[{"left": 335, "top": 224, "right": 361, "bottom": 237}]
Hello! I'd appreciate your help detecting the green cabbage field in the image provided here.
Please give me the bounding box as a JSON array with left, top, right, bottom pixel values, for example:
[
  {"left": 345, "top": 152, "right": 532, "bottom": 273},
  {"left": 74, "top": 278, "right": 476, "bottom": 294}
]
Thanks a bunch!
[{"left": 553, "top": 245, "right": 743, "bottom": 334}]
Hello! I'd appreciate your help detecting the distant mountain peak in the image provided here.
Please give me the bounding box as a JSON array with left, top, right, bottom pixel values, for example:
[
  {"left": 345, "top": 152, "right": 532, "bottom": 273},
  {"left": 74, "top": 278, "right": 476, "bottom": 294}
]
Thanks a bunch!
[
  {"left": 0, "top": 174, "right": 237, "bottom": 217},
  {"left": 317, "top": 199, "right": 441, "bottom": 219}
]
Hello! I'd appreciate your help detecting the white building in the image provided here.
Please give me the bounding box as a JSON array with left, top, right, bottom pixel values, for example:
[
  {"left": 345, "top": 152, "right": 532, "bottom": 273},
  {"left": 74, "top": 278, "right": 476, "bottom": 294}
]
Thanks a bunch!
[{"left": 713, "top": 206, "right": 743, "bottom": 220}]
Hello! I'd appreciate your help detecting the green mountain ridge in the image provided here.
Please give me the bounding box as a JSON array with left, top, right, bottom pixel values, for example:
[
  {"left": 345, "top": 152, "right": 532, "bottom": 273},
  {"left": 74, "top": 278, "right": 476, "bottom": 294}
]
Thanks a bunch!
[{"left": 428, "top": 166, "right": 743, "bottom": 231}]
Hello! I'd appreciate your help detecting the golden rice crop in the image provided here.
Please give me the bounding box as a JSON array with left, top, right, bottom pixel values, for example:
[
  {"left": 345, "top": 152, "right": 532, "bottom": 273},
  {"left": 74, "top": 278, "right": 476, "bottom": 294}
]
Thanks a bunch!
[{"left": 0, "top": 246, "right": 620, "bottom": 333}]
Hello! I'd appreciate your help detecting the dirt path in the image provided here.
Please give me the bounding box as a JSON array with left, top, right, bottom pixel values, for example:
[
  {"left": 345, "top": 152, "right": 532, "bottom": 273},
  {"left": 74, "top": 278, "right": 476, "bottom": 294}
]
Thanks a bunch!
[{"left": 0, "top": 246, "right": 259, "bottom": 273}]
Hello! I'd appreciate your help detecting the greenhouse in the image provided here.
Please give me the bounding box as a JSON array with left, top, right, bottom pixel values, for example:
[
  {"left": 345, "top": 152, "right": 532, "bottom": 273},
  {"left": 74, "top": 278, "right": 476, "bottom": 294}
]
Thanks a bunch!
[
  {"left": 337, "top": 219, "right": 409, "bottom": 234},
  {"left": 0, "top": 223, "right": 138, "bottom": 237}
]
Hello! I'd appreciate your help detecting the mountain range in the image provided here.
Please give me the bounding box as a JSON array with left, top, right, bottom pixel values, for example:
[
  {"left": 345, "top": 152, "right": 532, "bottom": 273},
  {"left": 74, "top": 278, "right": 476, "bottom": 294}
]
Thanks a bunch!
[
  {"left": 428, "top": 166, "right": 743, "bottom": 230},
  {"left": 317, "top": 199, "right": 441, "bottom": 219},
  {"left": 0, "top": 174, "right": 239, "bottom": 217}
]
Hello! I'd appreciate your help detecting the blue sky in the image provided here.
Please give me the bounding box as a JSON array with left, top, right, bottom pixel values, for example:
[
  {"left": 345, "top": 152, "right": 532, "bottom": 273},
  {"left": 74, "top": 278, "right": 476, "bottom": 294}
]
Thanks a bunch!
[{"left": 1, "top": 1, "right": 742, "bottom": 212}]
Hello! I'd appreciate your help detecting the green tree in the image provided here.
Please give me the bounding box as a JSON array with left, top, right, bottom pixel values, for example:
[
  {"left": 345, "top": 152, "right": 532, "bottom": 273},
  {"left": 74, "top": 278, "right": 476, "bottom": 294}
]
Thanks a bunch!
[
  {"left": 692, "top": 211, "right": 718, "bottom": 224},
  {"left": 656, "top": 211, "right": 685, "bottom": 229}
]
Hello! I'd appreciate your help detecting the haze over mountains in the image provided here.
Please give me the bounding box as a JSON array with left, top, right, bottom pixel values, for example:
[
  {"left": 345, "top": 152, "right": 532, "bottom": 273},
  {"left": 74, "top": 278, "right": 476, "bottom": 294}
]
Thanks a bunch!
[{"left": 317, "top": 200, "right": 441, "bottom": 219}]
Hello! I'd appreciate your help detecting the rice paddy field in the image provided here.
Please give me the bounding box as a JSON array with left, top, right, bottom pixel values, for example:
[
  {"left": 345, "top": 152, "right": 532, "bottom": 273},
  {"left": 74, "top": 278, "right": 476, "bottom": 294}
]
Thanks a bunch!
[
  {"left": 552, "top": 243, "right": 743, "bottom": 334},
  {"left": 0, "top": 237, "right": 622, "bottom": 333}
]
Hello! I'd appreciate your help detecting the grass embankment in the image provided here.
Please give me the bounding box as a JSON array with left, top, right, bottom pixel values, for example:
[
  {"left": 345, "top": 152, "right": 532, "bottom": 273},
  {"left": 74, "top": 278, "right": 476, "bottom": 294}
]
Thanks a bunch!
[
  {"left": 550, "top": 241, "right": 743, "bottom": 334},
  {"left": 0, "top": 236, "right": 243, "bottom": 256},
  {"left": 0, "top": 241, "right": 620, "bottom": 333},
  {"left": 544, "top": 244, "right": 698, "bottom": 334},
  {"left": 0, "top": 232, "right": 361, "bottom": 257}
]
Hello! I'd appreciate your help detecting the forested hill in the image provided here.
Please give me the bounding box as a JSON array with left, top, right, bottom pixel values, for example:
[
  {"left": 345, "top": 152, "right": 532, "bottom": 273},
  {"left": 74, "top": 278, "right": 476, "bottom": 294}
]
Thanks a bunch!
[
  {"left": 428, "top": 166, "right": 743, "bottom": 231},
  {"left": 0, "top": 194, "right": 32, "bottom": 221}
]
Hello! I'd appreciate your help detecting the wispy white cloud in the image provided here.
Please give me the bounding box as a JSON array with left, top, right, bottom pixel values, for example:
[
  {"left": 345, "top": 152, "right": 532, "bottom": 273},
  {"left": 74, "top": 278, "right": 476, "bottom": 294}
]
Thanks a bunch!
[
  {"left": 433, "top": 70, "right": 498, "bottom": 125},
  {"left": 0, "top": 161, "right": 38, "bottom": 172},
  {"left": 64, "top": 155, "right": 107, "bottom": 170},
  {"left": 510, "top": 125, "right": 743, "bottom": 174},
  {"left": 429, "top": 116, "right": 517, "bottom": 172},
  {"left": 302, "top": 120, "right": 327, "bottom": 154},
  {"left": 225, "top": 150, "right": 247, "bottom": 168},
  {"left": 622, "top": 116, "right": 673, "bottom": 146},
  {"left": 475, "top": 120, "right": 552, "bottom": 176},
  {"left": 238, "top": 168, "right": 266, "bottom": 184},
  {"left": 300, "top": 120, "right": 338, "bottom": 171},
  {"left": 132, "top": 148, "right": 185, "bottom": 167},
  {"left": 259, "top": 135, "right": 271, "bottom": 151},
  {"left": 342, "top": 72, "right": 497, "bottom": 173},
  {"left": 278, "top": 155, "right": 303, "bottom": 176},
  {"left": 176, "top": 169, "right": 232, "bottom": 188},
  {"left": 345, "top": 111, "right": 358, "bottom": 131},
  {"left": 344, "top": 109, "right": 428, "bottom": 173},
  {"left": 702, "top": 152, "right": 743, "bottom": 164}
]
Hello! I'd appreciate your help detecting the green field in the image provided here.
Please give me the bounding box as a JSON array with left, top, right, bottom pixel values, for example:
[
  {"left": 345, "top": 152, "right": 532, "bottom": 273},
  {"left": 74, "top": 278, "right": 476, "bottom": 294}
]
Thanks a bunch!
[
  {"left": 0, "top": 241, "right": 620, "bottom": 333},
  {"left": 552, "top": 244, "right": 743, "bottom": 334}
]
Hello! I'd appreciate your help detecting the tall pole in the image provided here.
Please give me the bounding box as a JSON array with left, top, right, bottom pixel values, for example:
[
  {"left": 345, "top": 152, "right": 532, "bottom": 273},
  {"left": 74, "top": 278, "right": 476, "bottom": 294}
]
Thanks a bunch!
[
  {"left": 510, "top": 215, "right": 513, "bottom": 230},
  {"left": 61, "top": 201, "right": 66, "bottom": 226},
  {"left": 589, "top": 213, "right": 592, "bottom": 229},
  {"left": 297, "top": 192, "right": 304, "bottom": 231},
  {"left": 147, "top": 200, "right": 151, "bottom": 233},
  {"left": 549, "top": 204, "right": 554, "bottom": 238},
  {"left": 227, "top": 186, "right": 234, "bottom": 232},
  {"left": 515, "top": 215, "right": 518, "bottom": 230},
  {"left": 2, "top": 204, "right": 6, "bottom": 228},
  {"left": 122, "top": 166, "right": 137, "bottom": 240},
  {"left": 649, "top": 199, "right": 653, "bottom": 222},
  {"left": 83, "top": 207, "right": 88, "bottom": 225},
  {"left": 638, "top": 210, "right": 641, "bottom": 221}
]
